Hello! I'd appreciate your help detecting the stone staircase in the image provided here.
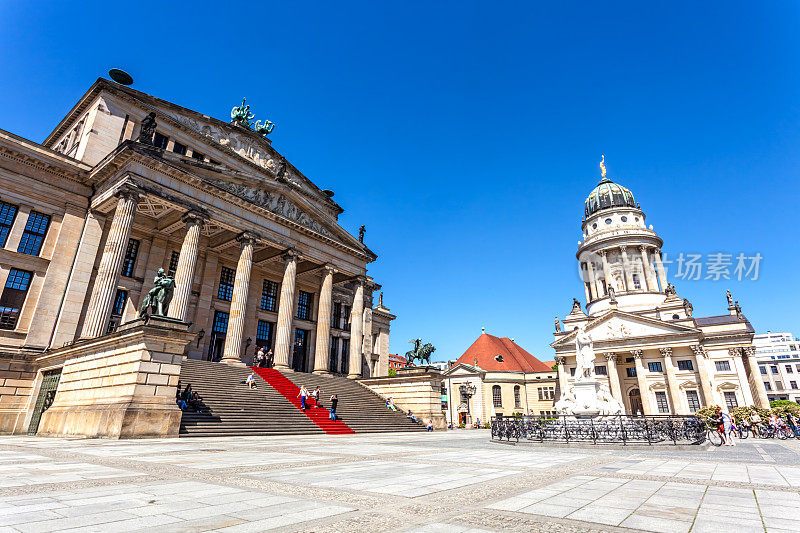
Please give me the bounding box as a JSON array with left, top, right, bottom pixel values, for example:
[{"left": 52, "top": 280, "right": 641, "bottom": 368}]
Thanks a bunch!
[
  {"left": 178, "top": 359, "right": 323, "bottom": 437},
  {"left": 278, "top": 370, "right": 427, "bottom": 433}
]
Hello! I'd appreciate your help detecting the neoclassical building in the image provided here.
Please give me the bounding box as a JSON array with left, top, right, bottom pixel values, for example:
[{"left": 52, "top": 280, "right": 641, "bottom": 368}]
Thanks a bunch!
[
  {"left": 551, "top": 160, "right": 766, "bottom": 416},
  {"left": 0, "top": 78, "right": 394, "bottom": 433}
]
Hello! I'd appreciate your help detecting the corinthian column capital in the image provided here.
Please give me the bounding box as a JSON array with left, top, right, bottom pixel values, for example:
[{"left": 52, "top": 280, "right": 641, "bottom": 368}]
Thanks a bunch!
[
  {"left": 237, "top": 231, "right": 259, "bottom": 246},
  {"left": 630, "top": 349, "right": 644, "bottom": 359},
  {"left": 114, "top": 184, "right": 141, "bottom": 202},
  {"left": 659, "top": 347, "right": 673, "bottom": 357},
  {"left": 691, "top": 345, "right": 709, "bottom": 359},
  {"left": 604, "top": 352, "right": 618, "bottom": 363},
  {"left": 182, "top": 211, "right": 208, "bottom": 226}
]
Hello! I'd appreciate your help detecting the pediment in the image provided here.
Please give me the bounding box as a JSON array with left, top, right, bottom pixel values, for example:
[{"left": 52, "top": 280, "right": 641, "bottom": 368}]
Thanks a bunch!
[
  {"left": 553, "top": 310, "right": 700, "bottom": 348},
  {"left": 443, "top": 363, "right": 483, "bottom": 377}
]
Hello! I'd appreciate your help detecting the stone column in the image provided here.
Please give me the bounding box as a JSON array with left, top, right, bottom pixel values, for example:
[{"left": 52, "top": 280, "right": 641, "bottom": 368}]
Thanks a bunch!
[
  {"left": 620, "top": 246, "right": 635, "bottom": 291},
  {"left": 691, "top": 345, "right": 715, "bottom": 406},
  {"left": 555, "top": 356, "right": 568, "bottom": 396},
  {"left": 585, "top": 262, "right": 598, "bottom": 301},
  {"left": 168, "top": 212, "right": 205, "bottom": 322},
  {"left": 81, "top": 187, "right": 139, "bottom": 339},
  {"left": 589, "top": 261, "right": 604, "bottom": 298},
  {"left": 221, "top": 233, "right": 256, "bottom": 366},
  {"left": 600, "top": 250, "right": 612, "bottom": 288},
  {"left": 348, "top": 277, "right": 365, "bottom": 378},
  {"left": 604, "top": 353, "right": 623, "bottom": 406},
  {"left": 640, "top": 246, "right": 656, "bottom": 292},
  {"left": 660, "top": 347, "right": 683, "bottom": 414},
  {"left": 654, "top": 249, "right": 668, "bottom": 292},
  {"left": 313, "top": 265, "right": 336, "bottom": 374},
  {"left": 741, "top": 346, "right": 769, "bottom": 408},
  {"left": 273, "top": 250, "right": 298, "bottom": 370},
  {"left": 631, "top": 350, "right": 652, "bottom": 415}
]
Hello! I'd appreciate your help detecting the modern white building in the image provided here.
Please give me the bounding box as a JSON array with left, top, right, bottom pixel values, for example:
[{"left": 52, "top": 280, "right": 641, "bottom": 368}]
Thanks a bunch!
[{"left": 754, "top": 332, "right": 800, "bottom": 402}]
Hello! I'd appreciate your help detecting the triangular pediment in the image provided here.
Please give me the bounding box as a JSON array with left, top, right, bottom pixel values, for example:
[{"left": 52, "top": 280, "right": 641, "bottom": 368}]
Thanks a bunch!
[
  {"left": 552, "top": 310, "right": 700, "bottom": 348},
  {"left": 443, "top": 363, "right": 484, "bottom": 377}
]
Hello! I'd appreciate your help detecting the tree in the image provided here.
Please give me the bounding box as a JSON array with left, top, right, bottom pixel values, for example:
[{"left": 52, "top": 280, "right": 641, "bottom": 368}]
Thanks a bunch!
[
  {"left": 770, "top": 400, "right": 800, "bottom": 418},
  {"left": 405, "top": 338, "right": 436, "bottom": 366}
]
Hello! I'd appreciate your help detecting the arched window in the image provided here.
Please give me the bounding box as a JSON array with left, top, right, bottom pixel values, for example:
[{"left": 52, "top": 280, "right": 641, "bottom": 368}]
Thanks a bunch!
[
  {"left": 492, "top": 385, "right": 502, "bottom": 408},
  {"left": 514, "top": 385, "right": 521, "bottom": 408},
  {"left": 632, "top": 274, "right": 641, "bottom": 290}
]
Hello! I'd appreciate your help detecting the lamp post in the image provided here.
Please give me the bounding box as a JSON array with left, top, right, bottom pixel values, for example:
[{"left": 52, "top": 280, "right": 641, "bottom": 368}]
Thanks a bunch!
[{"left": 459, "top": 383, "right": 477, "bottom": 426}]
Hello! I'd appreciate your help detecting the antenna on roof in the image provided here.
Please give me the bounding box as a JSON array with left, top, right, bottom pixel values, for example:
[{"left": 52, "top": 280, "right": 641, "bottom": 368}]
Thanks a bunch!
[{"left": 108, "top": 69, "right": 134, "bottom": 86}]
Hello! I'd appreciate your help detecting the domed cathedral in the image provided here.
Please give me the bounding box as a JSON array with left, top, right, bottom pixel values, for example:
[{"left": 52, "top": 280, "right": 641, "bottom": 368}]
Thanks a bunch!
[{"left": 551, "top": 158, "right": 767, "bottom": 416}]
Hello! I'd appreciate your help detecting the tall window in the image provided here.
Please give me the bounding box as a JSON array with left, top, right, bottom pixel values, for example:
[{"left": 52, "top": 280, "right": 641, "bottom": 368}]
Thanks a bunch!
[
  {"left": 296, "top": 290, "right": 312, "bottom": 320},
  {"left": 172, "top": 141, "right": 187, "bottom": 155},
  {"left": 329, "top": 336, "right": 339, "bottom": 372},
  {"left": 765, "top": 382, "right": 772, "bottom": 391},
  {"left": 787, "top": 365, "right": 794, "bottom": 374},
  {"left": 492, "top": 385, "right": 502, "bottom": 408},
  {"left": 0, "top": 269, "right": 32, "bottom": 330},
  {"left": 0, "top": 201, "right": 18, "bottom": 247},
  {"left": 654, "top": 391, "right": 669, "bottom": 413},
  {"left": 626, "top": 367, "right": 637, "bottom": 377},
  {"left": 723, "top": 391, "right": 738, "bottom": 411},
  {"left": 260, "top": 280, "right": 279, "bottom": 311},
  {"left": 217, "top": 267, "right": 235, "bottom": 301},
  {"left": 167, "top": 251, "right": 180, "bottom": 277},
  {"left": 538, "top": 386, "right": 555, "bottom": 400},
  {"left": 341, "top": 338, "right": 350, "bottom": 374},
  {"left": 776, "top": 380, "right": 783, "bottom": 390},
  {"left": 331, "top": 302, "right": 342, "bottom": 329},
  {"left": 632, "top": 274, "right": 641, "bottom": 290},
  {"left": 648, "top": 362, "right": 663, "bottom": 372},
  {"left": 212, "top": 311, "right": 229, "bottom": 334},
  {"left": 153, "top": 132, "right": 169, "bottom": 149},
  {"left": 715, "top": 360, "right": 731, "bottom": 372},
  {"left": 121, "top": 238, "right": 140, "bottom": 277},
  {"left": 685, "top": 390, "right": 701, "bottom": 413},
  {"left": 514, "top": 385, "right": 521, "bottom": 408},
  {"left": 771, "top": 366, "right": 778, "bottom": 374},
  {"left": 677, "top": 360, "right": 694, "bottom": 371},
  {"left": 342, "top": 305, "right": 351, "bottom": 328},
  {"left": 256, "top": 320, "right": 273, "bottom": 349},
  {"left": 107, "top": 289, "right": 128, "bottom": 333},
  {"left": 17, "top": 212, "right": 50, "bottom": 256},
  {"left": 791, "top": 381, "right": 798, "bottom": 389}
]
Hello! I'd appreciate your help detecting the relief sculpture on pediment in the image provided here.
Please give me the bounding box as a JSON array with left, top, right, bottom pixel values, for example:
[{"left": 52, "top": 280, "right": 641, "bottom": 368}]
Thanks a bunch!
[{"left": 205, "top": 177, "right": 334, "bottom": 239}]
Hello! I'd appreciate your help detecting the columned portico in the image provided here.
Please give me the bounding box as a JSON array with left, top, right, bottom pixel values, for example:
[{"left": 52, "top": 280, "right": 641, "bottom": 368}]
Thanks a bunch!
[
  {"left": 348, "top": 277, "right": 365, "bottom": 378},
  {"left": 81, "top": 186, "right": 139, "bottom": 339},
  {"left": 620, "top": 246, "right": 635, "bottom": 291},
  {"left": 741, "top": 346, "right": 770, "bottom": 407},
  {"left": 586, "top": 263, "right": 598, "bottom": 301},
  {"left": 221, "top": 233, "right": 256, "bottom": 366},
  {"left": 691, "top": 345, "right": 714, "bottom": 406},
  {"left": 168, "top": 212, "right": 205, "bottom": 321},
  {"left": 600, "top": 251, "right": 612, "bottom": 289},
  {"left": 640, "top": 246, "right": 657, "bottom": 292},
  {"left": 273, "top": 251, "right": 298, "bottom": 370},
  {"left": 313, "top": 265, "right": 336, "bottom": 374},
  {"left": 659, "top": 347, "right": 683, "bottom": 414}
]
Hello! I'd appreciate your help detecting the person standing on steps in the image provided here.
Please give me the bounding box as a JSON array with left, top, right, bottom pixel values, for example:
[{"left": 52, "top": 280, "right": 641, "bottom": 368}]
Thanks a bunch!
[
  {"left": 312, "top": 386, "right": 321, "bottom": 408},
  {"left": 266, "top": 349, "right": 274, "bottom": 368},
  {"left": 330, "top": 394, "right": 338, "bottom": 421},
  {"left": 298, "top": 385, "right": 309, "bottom": 411}
]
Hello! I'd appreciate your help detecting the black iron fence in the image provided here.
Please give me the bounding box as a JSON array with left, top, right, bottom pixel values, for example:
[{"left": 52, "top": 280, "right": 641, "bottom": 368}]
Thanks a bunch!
[{"left": 490, "top": 414, "right": 707, "bottom": 445}]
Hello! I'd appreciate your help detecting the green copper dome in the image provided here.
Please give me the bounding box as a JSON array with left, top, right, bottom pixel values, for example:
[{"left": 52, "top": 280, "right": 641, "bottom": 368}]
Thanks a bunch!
[{"left": 584, "top": 177, "right": 637, "bottom": 217}]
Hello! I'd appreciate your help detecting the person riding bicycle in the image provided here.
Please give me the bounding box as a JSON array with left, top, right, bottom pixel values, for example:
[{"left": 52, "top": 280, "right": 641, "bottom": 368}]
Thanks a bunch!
[{"left": 786, "top": 413, "right": 799, "bottom": 438}]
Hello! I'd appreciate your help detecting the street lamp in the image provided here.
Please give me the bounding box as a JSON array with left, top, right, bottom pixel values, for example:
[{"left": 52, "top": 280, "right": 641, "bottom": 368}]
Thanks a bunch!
[{"left": 459, "top": 383, "right": 477, "bottom": 426}]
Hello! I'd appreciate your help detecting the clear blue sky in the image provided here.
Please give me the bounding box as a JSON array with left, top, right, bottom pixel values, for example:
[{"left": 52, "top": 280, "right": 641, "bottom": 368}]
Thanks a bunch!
[{"left": 2, "top": 2, "right": 799, "bottom": 361}]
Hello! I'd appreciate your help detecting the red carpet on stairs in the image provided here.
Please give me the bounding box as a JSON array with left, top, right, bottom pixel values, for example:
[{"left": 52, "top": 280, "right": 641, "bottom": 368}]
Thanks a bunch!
[{"left": 251, "top": 368, "right": 355, "bottom": 434}]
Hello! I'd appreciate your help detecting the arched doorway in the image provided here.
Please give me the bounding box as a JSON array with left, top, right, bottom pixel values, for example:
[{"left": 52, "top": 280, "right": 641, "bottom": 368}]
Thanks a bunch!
[{"left": 629, "top": 388, "right": 643, "bottom": 416}]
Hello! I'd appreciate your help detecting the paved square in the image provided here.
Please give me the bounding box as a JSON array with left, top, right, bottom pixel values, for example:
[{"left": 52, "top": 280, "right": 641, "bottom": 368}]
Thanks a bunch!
[{"left": 2, "top": 432, "right": 800, "bottom": 531}]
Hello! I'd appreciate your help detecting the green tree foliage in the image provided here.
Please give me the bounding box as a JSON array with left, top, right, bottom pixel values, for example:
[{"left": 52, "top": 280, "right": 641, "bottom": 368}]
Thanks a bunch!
[{"left": 770, "top": 400, "right": 800, "bottom": 418}]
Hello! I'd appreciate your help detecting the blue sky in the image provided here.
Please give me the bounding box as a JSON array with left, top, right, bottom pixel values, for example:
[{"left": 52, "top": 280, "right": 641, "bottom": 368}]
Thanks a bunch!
[{"left": 2, "top": 2, "right": 799, "bottom": 361}]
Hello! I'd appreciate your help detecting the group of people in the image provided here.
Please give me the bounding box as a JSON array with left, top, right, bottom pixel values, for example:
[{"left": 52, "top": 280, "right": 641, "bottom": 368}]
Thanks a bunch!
[
  {"left": 297, "top": 384, "right": 339, "bottom": 421},
  {"left": 175, "top": 382, "right": 202, "bottom": 412},
  {"left": 711, "top": 406, "right": 800, "bottom": 445},
  {"left": 252, "top": 346, "right": 274, "bottom": 368}
]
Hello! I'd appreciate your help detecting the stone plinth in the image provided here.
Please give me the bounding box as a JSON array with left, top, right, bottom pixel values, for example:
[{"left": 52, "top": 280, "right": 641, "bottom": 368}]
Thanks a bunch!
[
  {"left": 571, "top": 379, "right": 602, "bottom": 417},
  {"left": 36, "top": 317, "right": 194, "bottom": 439},
  {"left": 359, "top": 366, "right": 446, "bottom": 429}
]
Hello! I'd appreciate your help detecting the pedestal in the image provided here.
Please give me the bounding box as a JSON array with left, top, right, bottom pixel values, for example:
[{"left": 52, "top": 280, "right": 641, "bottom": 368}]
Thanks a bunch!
[{"left": 571, "top": 379, "right": 602, "bottom": 417}]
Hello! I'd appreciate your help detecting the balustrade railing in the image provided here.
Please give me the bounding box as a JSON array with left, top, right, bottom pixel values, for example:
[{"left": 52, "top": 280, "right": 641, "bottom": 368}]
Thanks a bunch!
[{"left": 490, "top": 414, "right": 706, "bottom": 445}]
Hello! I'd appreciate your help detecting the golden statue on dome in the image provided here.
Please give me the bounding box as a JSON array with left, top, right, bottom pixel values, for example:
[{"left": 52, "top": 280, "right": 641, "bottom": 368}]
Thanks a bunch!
[{"left": 600, "top": 154, "right": 607, "bottom": 179}]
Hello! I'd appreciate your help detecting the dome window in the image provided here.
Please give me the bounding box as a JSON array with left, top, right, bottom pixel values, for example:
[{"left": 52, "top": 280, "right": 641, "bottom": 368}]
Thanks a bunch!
[
  {"left": 605, "top": 218, "right": 612, "bottom": 225},
  {"left": 592, "top": 223, "right": 597, "bottom": 229},
  {"left": 621, "top": 216, "right": 627, "bottom": 222},
  {"left": 672, "top": 314, "right": 680, "bottom": 320}
]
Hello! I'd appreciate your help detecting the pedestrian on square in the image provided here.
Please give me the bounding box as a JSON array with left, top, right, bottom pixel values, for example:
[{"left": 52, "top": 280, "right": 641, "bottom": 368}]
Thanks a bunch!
[
  {"left": 329, "top": 394, "right": 338, "bottom": 421},
  {"left": 786, "top": 413, "right": 799, "bottom": 438},
  {"left": 298, "top": 385, "right": 309, "bottom": 410},
  {"left": 720, "top": 408, "right": 735, "bottom": 446}
]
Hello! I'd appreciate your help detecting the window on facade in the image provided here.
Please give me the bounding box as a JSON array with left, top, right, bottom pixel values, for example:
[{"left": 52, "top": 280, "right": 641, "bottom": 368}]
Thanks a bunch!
[
  {"left": 760, "top": 366, "right": 767, "bottom": 375},
  {"left": 723, "top": 391, "right": 738, "bottom": 411},
  {"left": 569, "top": 367, "right": 576, "bottom": 376},
  {"left": 0, "top": 201, "right": 18, "bottom": 247},
  {"left": 648, "top": 362, "right": 663, "bottom": 372},
  {"left": 0, "top": 269, "right": 32, "bottom": 330},
  {"left": 153, "top": 132, "right": 169, "bottom": 149},
  {"left": 787, "top": 365, "right": 794, "bottom": 374},
  {"left": 776, "top": 381, "right": 783, "bottom": 390},
  {"left": 626, "top": 367, "right": 637, "bottom": 378},
  {"left": 514, "top": 386, "right": 521, "bottom": 408},
  {"left": 212, "top": 311, "right": 229, "bottom": 334},
  {"left": 121, "top": 238, "right": 140, "bottom": 277},
  {"left": 191, "top": 150, "right": 205, "bottom": 161},
  {"left": 167, "top": 251, "right": 180, "bottom": 277},
  {"left": 17, "top": 211, "right": 50, "bottom": 256},
  {"left": 217, "top": 267, "right": 235, "bottom": 301},
  {"left": 341, "top": 339, "right": 350, "bottom": 374},
  {"left": 329, "top": 336, "right": 339, "bottom": 372},
  {"left": 260, "top": 279, "right": 279, "bottom": 311},
  {"left": 655, "top": 391, "right": 669, "bottom": 413},
  {"left": 296, "top": 290, "right": 312, "bottom": 320},
  {"left": 107, "top": 289, "right": 128, "bottom": 333},
  {"left": 256, "top": 320, "right": 273, "bottom": 349},
  {"left": 791, "top": 381, "right": 798, "bottom": 390},
  {"left": 632, "top": 274, "right": 641, "bottom": 290},
  {"left": 677, "top": 360, "right": 694, "bottom": 371},
  {"left": 771, "top": 365, "right": 779, "bottom": 374},
  {"left": 331, "top": 302, "right": 342, "bottom": 329},
  {"left": 715, "top": 360, "right": 732, "bottom": 372},
  {"left": 595, "top": 365, "right": 607, "bottom": 375},
  {"left": 537, "top": 386, "right": 554, "bottom": 400},
  {"left": 492, "top": 385, "right": 502, "bottom": 408},
  {"left": 765, "top": 382, "right": 772, "bottom": 391},
  {"left": 796, "top": 364, "right": 800, "bottom": 372},
  {"left": 685, "top": 390, "right": 701, "bottom": 413},
  {"left": 343, "top": 305, "right": 351, "bottom": 328},
  {"left": 172, "top": 141, "right": 187, "bottom": 155}
]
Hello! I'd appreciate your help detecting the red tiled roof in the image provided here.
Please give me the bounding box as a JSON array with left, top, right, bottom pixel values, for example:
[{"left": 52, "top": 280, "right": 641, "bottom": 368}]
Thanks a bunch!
[
  {"left": 541, "top": 361, "right": 556, "bottom": 369},
  {"left": 454, "top": 333, "right": 552, "bottom": 373},
  {"left": 389, "top": 354, "right": 408, "bottom": 363}
]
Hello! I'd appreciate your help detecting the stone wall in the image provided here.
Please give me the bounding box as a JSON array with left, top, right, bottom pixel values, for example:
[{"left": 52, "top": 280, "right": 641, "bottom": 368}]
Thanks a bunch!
[
  {"left": 37, "top": 317, "right": 194, "bottom": 438},
  {"left": 359, "top": 367, "right": 446, "bottom": 429},
  {"left": 0, "top": 354, "right": 37, "bottom": 434}
]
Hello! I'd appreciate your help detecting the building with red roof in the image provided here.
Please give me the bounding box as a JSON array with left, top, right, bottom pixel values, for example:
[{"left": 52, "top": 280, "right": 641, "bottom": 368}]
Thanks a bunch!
[
  {"left": 388, "top": 353, "right": 408, "bottom": 371},
  {"left": 442, "top": 331, "right": 558, "bottom": 426}
]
